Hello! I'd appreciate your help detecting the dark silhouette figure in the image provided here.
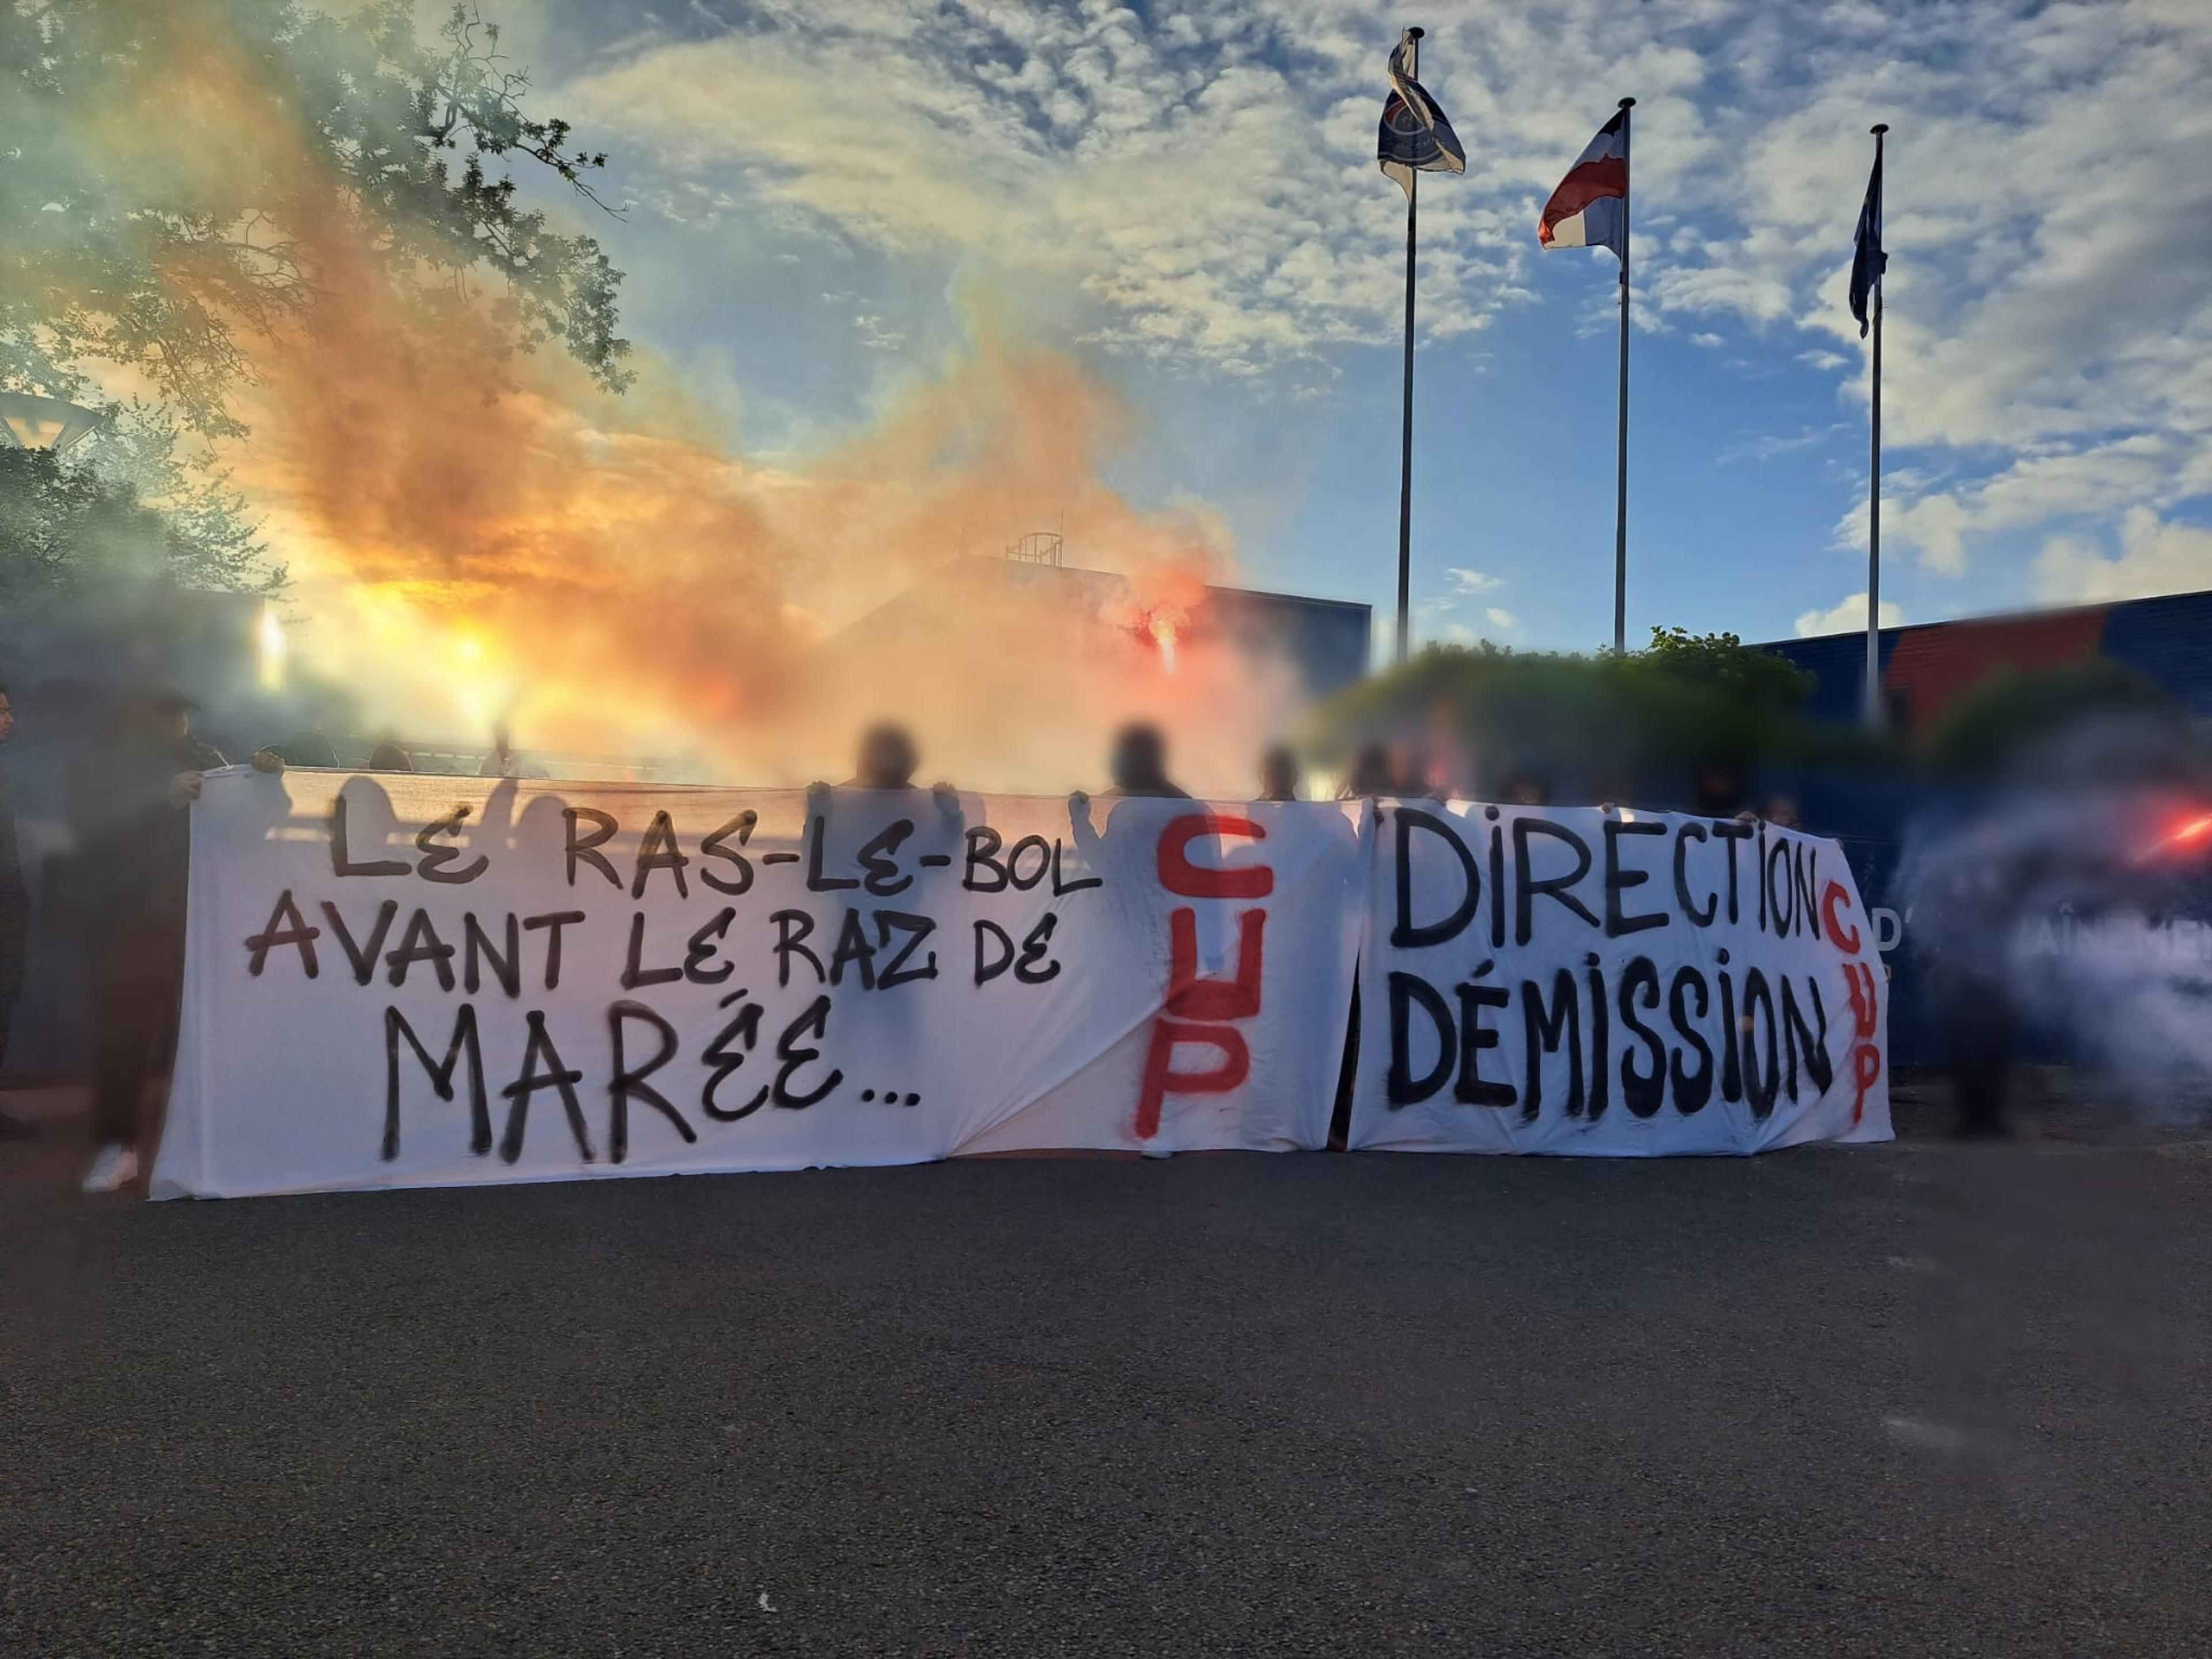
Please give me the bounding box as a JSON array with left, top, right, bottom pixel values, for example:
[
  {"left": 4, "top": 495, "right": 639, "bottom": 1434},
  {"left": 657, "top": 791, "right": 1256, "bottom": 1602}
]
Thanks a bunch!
[
  {"left": 276, "top": 728, "right": 339, "bottom": 768},
  {"left": 1385, "top": 738, "right": 1435, "bottom": 800},
  {"left": 1692, "top": 763, "right": 1747, "bottom": 819},
  {"left": 1502, "top": 770, "right": 1550, "bottom": 807},
  {"left": 849, "top": 723, "right": 919, "bottom": 790},
  {"left": 1920, "top": 823, "right": 2019, "bottom": 1139},
  {"left": 0, "top": 682, "right": 30, "bottom": 1139},
  {"left": 1258, "top": 745, "right": 1300, "bottom": 803},
  {"left": 1342, "top": 743, "right": 1391, "bottom": 799},
  {"left": 1102, "top": 724, "right": 1190, "bottom": 799},
  {"left": 65, "top": 687, "right": 224, "bottom": 1192}
]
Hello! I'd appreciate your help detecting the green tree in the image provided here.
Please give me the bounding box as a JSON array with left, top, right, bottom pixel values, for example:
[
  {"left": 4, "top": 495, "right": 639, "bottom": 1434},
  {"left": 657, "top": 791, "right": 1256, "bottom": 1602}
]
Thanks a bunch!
[
  {"left": 1921, "top": 660, "right": 2191, "bottom": 780},
  {"left": 2, "top": 0, "right": 631, "bottom": 441},
  {"left": 0, "top": 440, "right": 278, "bottom": 608},
  {"left": 1315, "top": 630, "right": 1820, "bottom": 802},
  {"left": 1641, "top": 626, "right": 1815, "bottom": 707}
]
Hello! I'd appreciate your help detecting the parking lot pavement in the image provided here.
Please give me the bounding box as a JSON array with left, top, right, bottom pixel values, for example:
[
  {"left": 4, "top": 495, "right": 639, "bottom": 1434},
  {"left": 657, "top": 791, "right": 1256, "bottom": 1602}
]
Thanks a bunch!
[{"left": 6, "top": 1132, "right": 2212, "bottom": 1656}]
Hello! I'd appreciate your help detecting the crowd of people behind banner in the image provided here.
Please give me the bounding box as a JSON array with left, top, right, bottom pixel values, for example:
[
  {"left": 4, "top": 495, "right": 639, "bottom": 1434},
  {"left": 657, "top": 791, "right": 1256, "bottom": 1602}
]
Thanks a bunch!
[{"left": 0, "top": 684, "right": 1985, "bottom": 1198}]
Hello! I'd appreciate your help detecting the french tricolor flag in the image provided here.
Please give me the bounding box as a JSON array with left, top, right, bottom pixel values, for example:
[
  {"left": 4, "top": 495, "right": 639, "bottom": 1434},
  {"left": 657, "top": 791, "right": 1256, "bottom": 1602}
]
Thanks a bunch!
[{"left": 1538, "top": 109, "right": 1628, "bottom": 259}]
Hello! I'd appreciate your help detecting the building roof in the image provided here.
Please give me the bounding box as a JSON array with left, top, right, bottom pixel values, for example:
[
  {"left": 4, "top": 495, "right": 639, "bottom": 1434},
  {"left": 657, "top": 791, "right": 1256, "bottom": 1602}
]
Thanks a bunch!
[
  {"left": 824, "top": 556, "right": 1371, "bottom": 703},
  {"left": 1758, "top": 588, "right": 2212, "bottom": 729}
]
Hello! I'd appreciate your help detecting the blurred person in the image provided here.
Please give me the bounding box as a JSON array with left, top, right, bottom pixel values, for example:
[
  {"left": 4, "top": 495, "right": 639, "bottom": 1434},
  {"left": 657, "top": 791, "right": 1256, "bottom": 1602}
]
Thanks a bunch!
[
  {"left": 1502, "top": 771, "right": 1549, "bottom": 808},
  {"left": 1101, "top": 723, "right": 1189, "bottom": 800},
  {"left": 1342, "top": 743, "right": 1391, "bottom": 799},
  {"left": 1763, "top": 795, "right": 1802, "bottom": 831},
  {"left": 270, "top": 726, "right": 339, "bottom": 769},
  {"left": 1691, "top": 762, "right": 1746, "bottom": 819},
  {"left": 849, "top": 723, "right": 919, "bottom": 790},
  {"left": 0, "top": 683, "right": 31, "bottom": 1139},
  {"left": 1918, "top": 819, "right": 2020, "bottom": 1139},
  {"left": 366, "top": 742, "right": 414, "bottom": 772},
  {"left": 65, "top": 687, "right": 225, "bottom": 1192},
  {"left": 1258, "top": 745, "right": 1300, "bottom": 803},
  {"left": 1385, "top": 738, "right": 1438, "bottom": 800}
]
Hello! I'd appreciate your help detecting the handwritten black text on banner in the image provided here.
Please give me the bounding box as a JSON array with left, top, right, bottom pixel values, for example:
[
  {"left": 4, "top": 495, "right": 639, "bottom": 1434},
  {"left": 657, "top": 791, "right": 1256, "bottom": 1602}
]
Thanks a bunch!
[
  {"left": 153, "top": 774, "right": 1365, "bottom": 1196},
  {"left": 1347, "top": 803, "right": 1889, "bottom": 1154}
]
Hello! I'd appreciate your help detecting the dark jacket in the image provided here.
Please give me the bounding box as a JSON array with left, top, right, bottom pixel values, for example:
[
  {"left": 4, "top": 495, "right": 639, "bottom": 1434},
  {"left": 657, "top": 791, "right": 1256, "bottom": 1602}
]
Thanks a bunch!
[
  {"left": 0, "top": 759, "right": 23, "bottom": 918},
  {"left": 64, "top": 732, "right": 225, "bottom": 929}
]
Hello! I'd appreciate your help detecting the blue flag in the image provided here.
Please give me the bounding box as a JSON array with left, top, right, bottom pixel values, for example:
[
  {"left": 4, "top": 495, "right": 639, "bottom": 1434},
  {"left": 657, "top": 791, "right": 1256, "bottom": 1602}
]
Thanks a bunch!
[
  {"left": 1377, "top": 30, "right": 1465, "bottom": 200},
  {"left": 1849, "top": 149, "right": 1886, "bottom": 338}
]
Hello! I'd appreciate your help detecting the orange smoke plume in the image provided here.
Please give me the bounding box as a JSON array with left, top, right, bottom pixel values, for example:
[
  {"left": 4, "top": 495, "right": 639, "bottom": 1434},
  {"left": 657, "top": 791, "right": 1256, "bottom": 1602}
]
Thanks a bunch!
[{"left": 50, "top": 0, "right": 1293, "bottom": 790}]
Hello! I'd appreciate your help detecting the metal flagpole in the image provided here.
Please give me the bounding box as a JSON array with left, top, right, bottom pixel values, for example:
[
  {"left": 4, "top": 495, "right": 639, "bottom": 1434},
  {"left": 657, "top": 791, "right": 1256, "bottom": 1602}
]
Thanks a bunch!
[
  {"left": 1866, "top": 123, "right": 1888, "bottom": 729},
  {"left": 1612, "top": 97, "right": 1634, "bottom": 656},
  {"left": 1394, "top": 33, "right": 1425, "bottom": 666}
]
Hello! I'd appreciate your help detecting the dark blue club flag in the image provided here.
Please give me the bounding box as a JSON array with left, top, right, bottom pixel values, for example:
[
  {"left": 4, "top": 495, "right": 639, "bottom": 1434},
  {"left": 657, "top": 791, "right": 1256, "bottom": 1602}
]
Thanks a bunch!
[
  {"left": 1377, "top": 30, "right": 1465, "bottom": 199},
  {"left": 1849, "top": 149, "right": 1886, "bottom": 338}
]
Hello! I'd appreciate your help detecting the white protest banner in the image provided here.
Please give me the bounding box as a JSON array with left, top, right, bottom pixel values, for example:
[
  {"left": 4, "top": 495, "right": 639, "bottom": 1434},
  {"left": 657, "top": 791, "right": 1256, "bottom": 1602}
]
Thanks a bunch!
[
  {"left": 1347, "top": 802, "right": 1889, "bottom": 1154},
  {"left": 153, "top": 771, "right": 1366, "bottom": 1198}
]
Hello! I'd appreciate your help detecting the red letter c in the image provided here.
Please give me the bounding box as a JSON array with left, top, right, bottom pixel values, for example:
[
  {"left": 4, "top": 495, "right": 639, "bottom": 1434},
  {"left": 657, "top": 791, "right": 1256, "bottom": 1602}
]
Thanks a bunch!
[{"left": 1158, "top": 813, "right": 1274, "bottom": 899}]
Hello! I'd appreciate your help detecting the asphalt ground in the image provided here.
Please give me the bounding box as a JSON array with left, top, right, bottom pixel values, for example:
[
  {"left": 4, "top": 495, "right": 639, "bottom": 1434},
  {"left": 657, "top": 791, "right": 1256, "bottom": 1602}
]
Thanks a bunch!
[{"left": 6, "top": 1090, "right": 2212, "bottom": 1656}]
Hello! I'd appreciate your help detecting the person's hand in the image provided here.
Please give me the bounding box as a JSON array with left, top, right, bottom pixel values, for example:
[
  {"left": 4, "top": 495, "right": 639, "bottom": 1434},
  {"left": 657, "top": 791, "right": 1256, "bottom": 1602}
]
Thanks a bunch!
[
  {"left": 1068, "top": 789, "right": 1090, "bottom": 812},
  {"left": 167, "top": 770, "right": 204, "bottom": 809},
  {"left": 930, "top": 782, "right": 960, "bottom": 813},
  {"left": 249, "top": 748, "right": 287, "bottom": 775}
]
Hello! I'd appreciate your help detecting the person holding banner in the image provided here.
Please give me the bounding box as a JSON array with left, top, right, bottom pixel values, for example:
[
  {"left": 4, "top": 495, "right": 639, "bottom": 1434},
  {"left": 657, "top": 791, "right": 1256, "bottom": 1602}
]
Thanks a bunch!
[
  {"left": 1341, "top": 743, "right": 1392, "bottom": 800},
  {"left": 847, "top": 722, "right": 921, "bottom": 791},
  {"left": 1101, "top": 724, "right": 1190, "bottom": 800},
  {"left": 828, "top": 724, "right": 961, "bottom": 812},
  {"left": 65, "top": 688, "right": 225, "bottom": 1194},
  {"left": 1259, "top": 745, "right": 1301, "bottom": 804}
]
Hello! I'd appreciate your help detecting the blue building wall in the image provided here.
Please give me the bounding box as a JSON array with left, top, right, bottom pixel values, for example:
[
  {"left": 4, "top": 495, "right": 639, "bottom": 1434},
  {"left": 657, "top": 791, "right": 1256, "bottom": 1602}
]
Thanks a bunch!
[{"left": 1761, "top": 588, "right": 2212, "bottom": 728}]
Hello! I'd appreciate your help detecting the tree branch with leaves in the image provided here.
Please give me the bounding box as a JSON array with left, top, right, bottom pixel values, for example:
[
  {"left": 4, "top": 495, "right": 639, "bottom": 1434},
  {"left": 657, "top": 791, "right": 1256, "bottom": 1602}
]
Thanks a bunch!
[{"left": 1, "top": 0, "right": 632, "bottom": 445}]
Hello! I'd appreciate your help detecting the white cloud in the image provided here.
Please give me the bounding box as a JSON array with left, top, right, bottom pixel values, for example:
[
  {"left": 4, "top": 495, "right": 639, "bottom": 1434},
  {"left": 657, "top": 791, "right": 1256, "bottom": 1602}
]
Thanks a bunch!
[
  {"left": 1639, "top": 1, "right": 2212, "bottom": 591},
  {"left": 567, "top": 11, "right": 1520, "bottom": 371},
  {"left": 2035, "top": 508, "right": 2212, "bottom": 603},
  {"left": 1444, "top": 567, "right": 1503, "bottom": 594},
  {"left": 853, "top": 314, "right": 906, "bottom": 351},
  {"left": 563, "top": 0, "right": 2212, "bottom": 602},
  {"left": 1720, "top": 424, "right": 1845, "bottom": 465},
  {"left": 1834, "top": 433, "right": 2196, "bottom": 575},
  {"left": 1795, "top": 593, "right": 1901, "bottom": 637},
  {"left": 1484, "top": 607, "right": 1521, "bottom": 634}
]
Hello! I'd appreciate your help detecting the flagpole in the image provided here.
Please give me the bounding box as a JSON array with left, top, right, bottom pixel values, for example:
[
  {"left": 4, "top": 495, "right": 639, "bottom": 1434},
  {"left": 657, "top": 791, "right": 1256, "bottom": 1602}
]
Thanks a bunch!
[
  {"left": 1394, "top": 29, "right": 1425, "bottom": 667},
  {"left": 1865, "top": 122, "right": 1888, "bottom": 730},
  {"left": 1613, "top": 97, "right": 1634, "bottom": 656}
]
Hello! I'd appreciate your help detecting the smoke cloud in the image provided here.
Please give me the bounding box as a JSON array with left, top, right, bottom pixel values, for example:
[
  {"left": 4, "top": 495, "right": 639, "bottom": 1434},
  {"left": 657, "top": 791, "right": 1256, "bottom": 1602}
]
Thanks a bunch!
[
  {"left": 42, "top": 0, "right": 1299, "bottom": 793},
  {"left": 1895, "top": 717, "right": 2212, "bottom": 1123}
]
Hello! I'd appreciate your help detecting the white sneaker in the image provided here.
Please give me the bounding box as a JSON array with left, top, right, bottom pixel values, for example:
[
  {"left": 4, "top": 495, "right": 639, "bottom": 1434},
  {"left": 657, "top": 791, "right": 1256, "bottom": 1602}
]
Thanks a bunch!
[{"left": 81, "top": 1143, "right": 134, "bottom": 1194}]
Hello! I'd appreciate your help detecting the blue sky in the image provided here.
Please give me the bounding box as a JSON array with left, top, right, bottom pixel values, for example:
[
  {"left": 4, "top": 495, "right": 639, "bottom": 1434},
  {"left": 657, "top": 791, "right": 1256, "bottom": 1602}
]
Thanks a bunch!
[{"left": 491, "top": 0, "right": 2212, "bottom": 654}]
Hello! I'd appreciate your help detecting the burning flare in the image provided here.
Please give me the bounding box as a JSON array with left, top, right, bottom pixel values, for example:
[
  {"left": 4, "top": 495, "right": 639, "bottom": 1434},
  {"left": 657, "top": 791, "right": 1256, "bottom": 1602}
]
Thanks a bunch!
[
  {"left": 2134, "top": 810, "right": 2212, "bottom": 865},
  {"left": 40, "top": 0, "right": 1287, "bottom": 787}
]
